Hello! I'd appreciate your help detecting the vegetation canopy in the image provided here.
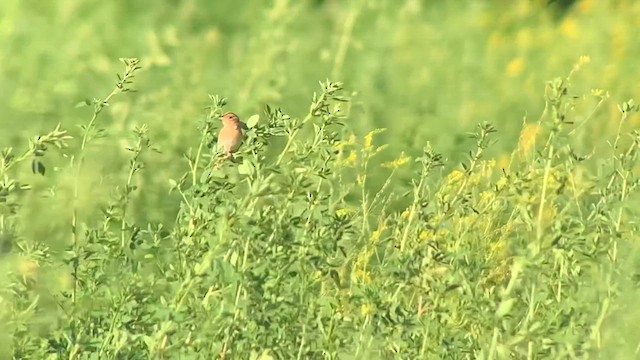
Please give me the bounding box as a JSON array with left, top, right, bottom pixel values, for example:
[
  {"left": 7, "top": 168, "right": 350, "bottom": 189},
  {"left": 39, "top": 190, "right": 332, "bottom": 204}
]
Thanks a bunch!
[{"left": 1, "top": 0, "right": 639, "bottom": 358}]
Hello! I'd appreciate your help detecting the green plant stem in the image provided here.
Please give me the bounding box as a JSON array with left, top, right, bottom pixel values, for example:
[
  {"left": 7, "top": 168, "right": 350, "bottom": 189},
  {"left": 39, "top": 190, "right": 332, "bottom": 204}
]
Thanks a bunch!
[
  {"left": 400, "top": 175, "right": 425, "bottom": 252},
  {"left": 276, "top": 113, "right": 312, "bottom": 166},
  {"left": 331, "top": 1, "right": 363, "bottom": 79},
  {"left": 70, "top": 59, "right": 140, "bottom": 334},
  {"left": 121, "top": 144, "right": 140, "bottom": 248},
  {"left": 536, "top": 143, "right": 554, "bottom": 243}
]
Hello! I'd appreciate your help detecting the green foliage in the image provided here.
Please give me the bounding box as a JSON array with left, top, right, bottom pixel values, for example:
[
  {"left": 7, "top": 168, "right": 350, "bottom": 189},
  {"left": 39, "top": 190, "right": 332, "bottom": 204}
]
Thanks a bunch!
[
  {"left": 1, "top": 56, "right": 640, "bottom": 359},
  {"left": 1, "top": 0, "right": 640, "bottom": 359}
]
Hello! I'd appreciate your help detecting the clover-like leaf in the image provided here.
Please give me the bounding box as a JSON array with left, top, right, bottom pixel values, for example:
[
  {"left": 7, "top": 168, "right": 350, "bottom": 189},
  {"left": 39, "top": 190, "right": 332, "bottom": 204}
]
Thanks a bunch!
[{"left": 246, "top": 114, "right": 260, "bottom": 129}]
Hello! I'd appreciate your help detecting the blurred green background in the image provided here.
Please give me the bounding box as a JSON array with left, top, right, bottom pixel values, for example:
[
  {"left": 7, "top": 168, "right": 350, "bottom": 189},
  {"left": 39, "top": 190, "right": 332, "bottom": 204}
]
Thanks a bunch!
[{"left": 1, "top": 0, "right": 639, "bottom": 223}]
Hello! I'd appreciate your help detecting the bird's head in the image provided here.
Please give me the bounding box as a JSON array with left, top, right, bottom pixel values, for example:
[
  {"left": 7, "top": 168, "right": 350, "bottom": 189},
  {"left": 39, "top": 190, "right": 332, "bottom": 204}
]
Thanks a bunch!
[
  {"left": 220, "top": 112, "right": 240, "bottom": 125},
  {"left": 220, "top": 112, "right": 248, "bottom": 130}
]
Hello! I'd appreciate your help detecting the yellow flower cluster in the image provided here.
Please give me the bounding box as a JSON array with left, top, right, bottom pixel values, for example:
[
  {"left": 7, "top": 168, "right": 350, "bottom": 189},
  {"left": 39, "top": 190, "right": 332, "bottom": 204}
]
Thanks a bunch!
[
  {"left": 335, "top": 208, "right": 356, "bottom": 218},
  {"left": 570, "top": 55, "right": 591, "bottom": 76},
  {"left": 496, "top": 176, "right": 509, "bottom": 191},
  {"left": 370, "top": 221, "right": 387, "bottom": 244},
  {"left": 540, "top": 204, "right": 558, "bottom": 228},
  {"left": 578, "top": 0, "right": 595, "bottom": 13},
  {"left": 418, "top": 227, "right": 450, "bottom": 243},
  {"left": 18, "top": 256, "right": 39, "bottom": 283},
  {"left": 360, "top": 302, "right": 376, "bottom": 317},
  {"left": 479, "top": 191, "right": 495, "bottom": 205},
  {"left": 336, "top": 129, "right": 392, "bottom": 168},
  {"left": 353, "top": 245, "right": 375, "bottom": 283},
  {"left": 506, "top": 57, "right": 526, "bottom": 78},
  {"left": 353, "top": 269, "right": 373, "bottom": 285},
  {"left": 364, "top": 128, "right": 387, "bottom": 152},
  {"left": 344, "top": 151, "right": 357, "bottom": 167},
  {"left": 382, "top": 152, "right": 411, "bottom": 169},
  {"left": 466, "top": 160, "right": 497, "bottom": 187},
  {"left": 560, "top": 18, "right": 579, "bottom": 39},
  {"left": 447, "top": 170, "right": 465, "bottom": 185},
  {"left": 518, "top": 123, "right": 541, "bottom": 156},
  {"left": 335, "top": 134, "right": 357, "bottom": 168}
]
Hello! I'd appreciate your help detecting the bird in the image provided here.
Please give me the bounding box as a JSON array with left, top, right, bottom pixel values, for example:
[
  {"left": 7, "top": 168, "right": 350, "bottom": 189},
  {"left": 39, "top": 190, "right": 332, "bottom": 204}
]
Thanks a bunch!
[{"left": 217, "top": 112, "right": 247, "bottom": 160}]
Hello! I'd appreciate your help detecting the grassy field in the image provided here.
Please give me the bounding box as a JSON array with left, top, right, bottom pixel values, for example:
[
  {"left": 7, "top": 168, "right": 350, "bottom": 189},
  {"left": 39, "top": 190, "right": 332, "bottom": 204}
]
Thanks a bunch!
[{"left": 2, "top": 0, "right": 640, "bottom": 358}]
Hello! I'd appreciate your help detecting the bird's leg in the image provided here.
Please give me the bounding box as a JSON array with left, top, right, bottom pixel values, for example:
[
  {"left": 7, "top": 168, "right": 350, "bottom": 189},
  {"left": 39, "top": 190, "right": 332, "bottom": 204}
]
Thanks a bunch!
[
  {"left": 214, "top": 153, "right": 226, "bottom": 169},
  {"left": 216, "top": 152, "right": 233, "bottom": 169}
]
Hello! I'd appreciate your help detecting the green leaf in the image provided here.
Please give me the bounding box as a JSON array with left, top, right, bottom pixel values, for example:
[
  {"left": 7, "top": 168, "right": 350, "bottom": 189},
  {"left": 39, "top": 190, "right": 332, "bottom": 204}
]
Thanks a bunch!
[
  {"left": 229, "top": 251, "right": 239, "bottom": 266},
  {"left": 246, "top": 114, "right": 260, "bottom": 128},
  {"left": 31, "top": 160, "right": 45, "bottom": 176},
  {"left": 238, "top": 159, "right": 254, "bottom": 175},
  {"left": 74, "top": 98, "right": 93, "bottom": 108},
  {"left": 496, "top": 298, "right": 516, "bottom": 318},
  {"left": 256, "top": 350, "right": 275, "bottom": 360}
]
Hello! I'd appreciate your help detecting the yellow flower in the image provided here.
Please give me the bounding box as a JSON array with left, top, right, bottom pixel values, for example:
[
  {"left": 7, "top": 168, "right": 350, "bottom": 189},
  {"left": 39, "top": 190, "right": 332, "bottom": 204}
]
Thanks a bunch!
[
  {"left": 467, "top": 172, "right": 482, "bottom": 187},
  {"left": 506, "top": 57, "right": 526, "bottom": 78},
  {"left": 578, "top": 55, "right": 590, "bottom": 66},
  {"left": 546, "top": 169, "right": 562, "bottom": 190},
  {"left": 373, "top": 144, "right": 389, "bottom": 156},
  {"left": 313, "top": 271, "right": 322, "bottom": 281},
  {"left": 480, "top": 191, "right": 494, "bottom": 204},
  {"left": 540, "top": 205, "right": 558, "bottom": 228},
  {"left": 432, "top": 214, "right": 444, "bottom": 227},
  {"left": 482, "top": 160, "right": 496, "bottom": 178},
  {"left": 355, "top": 248, "right": 373, "bottom": 270},
  {"left": 361, "top": 302, "right": 376, "bottom": 317},
  {"left": 560, "top": 18, "right": 579, "bottom": 39},
  {"left": 382, "top": 152, "right": 411, "bottom": 169},
  {"left": 354, "top": 270, "right": 372, "bottom": 285},
  {"left": 345, "top": 151, "right": 357, "bottom": 167},
  {"left": 347, "top": 134, "right": 357, "bottom": 145},
  {"left": 58, "top": 271, "right": 74, "bottom": 291},
  {"left": 501, "top": 223, "right": 514, "bottom": 238},
  {"left": 447, "top": 170, "right": 465, "bottom": 184},
  {"left": 364, "top": 128, "right": 386, "bottom": 151},
  {"left": 515, "top": 29, "right": 532, "bottom": 51},
  {"left": 435, "top": 228, "right": 451, "bottom": 240},
  {"left": 401, "top": 210, "right": 410, "bottom": 220},
  {"left": 370, "top": 229, "right": 384, "bottom": 243},
  {"left": 577, "top": 0, "right": 594, "bottom": 13},
  {"left": 335, "top": 134, "right": 357, "bottom": 152},
  {"left": 18, "top": 257, "right": 39, "bottom": 283},
  {"left": 496, "top": 176, "right": 508, "bottom": 191},
  {"left": 518, "top": 123, "right": 540, "bottom": 155},
  {"left": 419, "top": 230, "right": 432, "bottom": 241},
  {"left": 370, "top": 222, "right": 387, "bottom": 243},
  {"left": 570, "top": 55, "right": 591, "bottom": 75},
  {"left": 497, "top": 154, "right": 511, "bottom": 172},
  {"left": 336, "top": 208, "right": 354, "bottom": 218}
]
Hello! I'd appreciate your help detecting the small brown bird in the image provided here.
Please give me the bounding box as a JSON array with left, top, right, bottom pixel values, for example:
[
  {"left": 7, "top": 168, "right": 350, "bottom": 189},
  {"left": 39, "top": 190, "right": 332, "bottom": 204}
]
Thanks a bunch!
[{"left": 217, "top": 112, "right": 247, "bottom": 159}]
